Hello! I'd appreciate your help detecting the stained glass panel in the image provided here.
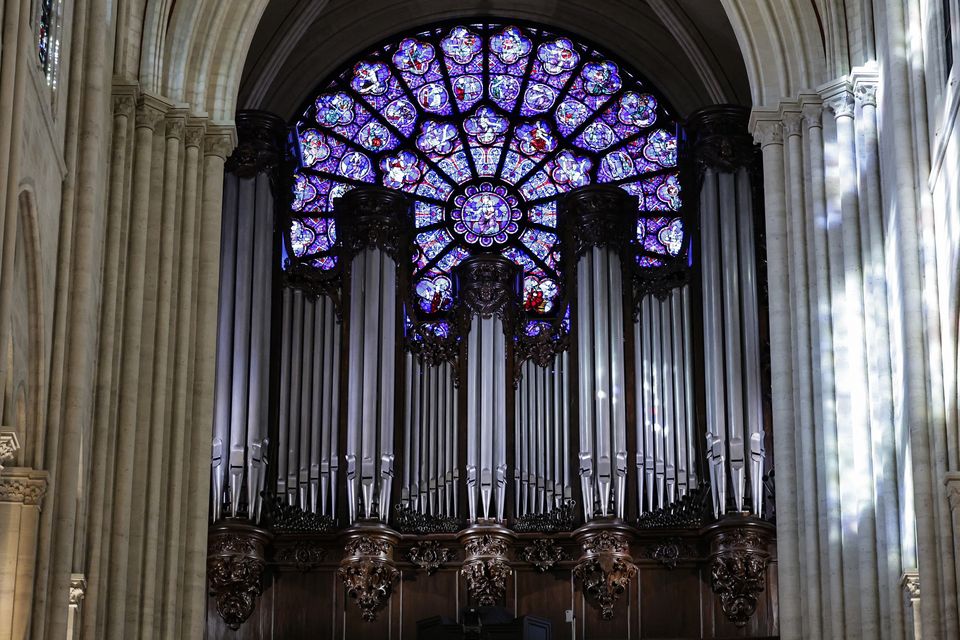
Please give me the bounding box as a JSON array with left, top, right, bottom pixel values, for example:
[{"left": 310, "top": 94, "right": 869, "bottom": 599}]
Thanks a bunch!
[{"left": 288, "top": 21, "right": 685, "bottom": 318}]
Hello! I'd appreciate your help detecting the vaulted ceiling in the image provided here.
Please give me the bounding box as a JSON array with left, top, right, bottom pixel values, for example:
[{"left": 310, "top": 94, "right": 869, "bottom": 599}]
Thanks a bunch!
[{"left": 238, "top": 0, "right": 752, "bottom": 120}]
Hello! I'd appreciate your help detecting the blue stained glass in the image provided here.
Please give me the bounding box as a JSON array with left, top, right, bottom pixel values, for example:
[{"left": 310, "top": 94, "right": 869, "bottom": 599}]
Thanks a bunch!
[
  {"left": 513, "top": 120, "right": 558, "bottom": 159},
  {"left": 414, "top": 201, "right": 444, "bottom": 227},
  {"left": 290, "top": 21, "right": 685, "bottom": 298},
  {"left": 415, "top": 229, "right": 453, "bottom": 268},
  {"left": 441, "top": 26, "right": 483, "bottom": 64},
  {"left": 527, "top": 202, "right": 557, "bottom": 227}
]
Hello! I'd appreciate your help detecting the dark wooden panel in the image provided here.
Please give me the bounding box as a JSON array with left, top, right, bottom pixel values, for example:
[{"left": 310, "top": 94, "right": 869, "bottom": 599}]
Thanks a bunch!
[
  {"left": 400, "top": 567, "right": 462, "bottom": 636},
  {"left": 514, "top": 568, "right": 573, "bottom": 639},
  {"left": 637, "top": 565, "right": 702, "bottom": 639}
]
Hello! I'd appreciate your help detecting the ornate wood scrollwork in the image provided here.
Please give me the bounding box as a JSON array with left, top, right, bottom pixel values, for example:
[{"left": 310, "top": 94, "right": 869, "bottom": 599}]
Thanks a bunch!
[
  {"left": 520, "top": 539, "right": 568, "bottom": 573},
  {"left": 337, "top": 527, "right": 401, "bottom": 622},
  {"left": 453, "top": 254, "right": 521, "bottom": 319},
  {"left": 572, "top": 525, "right": 637, "bottom": 620},
  {"left": 335, "top": 186, "right": 411, "bottom": 262},
  {"left": 207, "top": 524, "right": 272, "bottom": 630},
  {"left": 225, "top": 110, "right": 287, "bottom": 179},
  {"left": 274, "top": 540, "right": 328, "bottom": 572},
  {"left": 560, "top": 186, "right": 636, "bottom": 259},
  {"left": 686, "top": 105, "right": 756, "bottom": 173},
  {"left": 405, "top": 540, "right": 453, "bottom": 575},
  {"left": 706, "top": 519, "right": 774, "bottom": 627},
  {"left": 459, "top": 526, "right": 515, "bottom": 606}
]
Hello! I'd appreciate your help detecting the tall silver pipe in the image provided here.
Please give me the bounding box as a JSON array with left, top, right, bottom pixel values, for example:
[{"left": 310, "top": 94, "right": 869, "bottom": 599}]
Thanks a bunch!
[
  {"left": 402, "top": 353, "right": 413, "bottom": 507},
  {"left": 410, "top": 358, "right": 422, "bottom": 511},
  {"left": 288, "top": 290, "right": 304, "bottom": 506},
  {"left": 561, "top": 350, "right": 571, "bottom": 498},
  {"left": 299, "top": 301, "right": 315, "bottom": 510},
  {"left": 592, "top": 248, "right": 613, "bottom": 516},
  {"left": 737, "top": 167, "right": 765, "bottom": 516},
  {"left": 642, "top": 295, "right": 655, "bottom": 512},
  {"left": 681, "top": 285, "right": 697, "bottom": 491},
  {"left": 494, "top": 323, "right": 507, "bottom": 521},
  {"left": 378, "top": 253, "right": 397, "bottom": 520},
  {"left": 359, "top": 250, "right": 381, "bottom": 518},
  {"left": 329, "top": 302, "right": 341, "bottom": 519},
  {"left": 651, "top": 296, "right": 664, "bottom": 509},
  {"left": 660, "top": 298, "right": 676, "bottom": 506},
  {"left": 466, "top": 320, "right": 479, "bottom": 521},
  {"left": 671, "top": 290, "right": 689, "bottom": 498},
  {"left": 608, "top": 254, "right": 628, "bottom": 518},
  {"left": 345, "top": 255, "right": 364, "bottom": 521},
  {"left": 577, "top": 253, "right": 596, "bottom": 521}
]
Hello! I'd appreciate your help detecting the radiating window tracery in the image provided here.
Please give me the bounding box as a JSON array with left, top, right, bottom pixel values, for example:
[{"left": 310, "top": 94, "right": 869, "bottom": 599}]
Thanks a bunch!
[{"left": 286, "top": 22, "right": 684, "bottom": 324}]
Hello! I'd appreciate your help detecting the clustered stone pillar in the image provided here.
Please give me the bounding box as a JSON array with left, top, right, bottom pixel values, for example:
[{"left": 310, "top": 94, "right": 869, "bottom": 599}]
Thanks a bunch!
[{"left": 336, "top": 187, "right": 409, "bottom": 523}]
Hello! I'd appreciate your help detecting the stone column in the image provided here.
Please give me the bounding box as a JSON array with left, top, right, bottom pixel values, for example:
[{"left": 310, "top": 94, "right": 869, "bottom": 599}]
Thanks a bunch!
[
  {"left": 337, "top": 187, "right": 409, "bottom": 523},
  {"left": 0, "top": 467, "right": 47, "bottom": 640}
]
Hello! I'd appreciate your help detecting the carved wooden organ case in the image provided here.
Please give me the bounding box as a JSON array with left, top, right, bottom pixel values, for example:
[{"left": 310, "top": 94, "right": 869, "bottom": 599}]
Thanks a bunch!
[{"left": 207, "top": 103, "right": 779, "bottom": 639}]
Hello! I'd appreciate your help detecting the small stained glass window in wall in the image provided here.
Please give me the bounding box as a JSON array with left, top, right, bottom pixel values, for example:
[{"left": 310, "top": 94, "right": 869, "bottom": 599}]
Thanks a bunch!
[{"left": 37, "top": 0, "right": 62, "bottom": 88}]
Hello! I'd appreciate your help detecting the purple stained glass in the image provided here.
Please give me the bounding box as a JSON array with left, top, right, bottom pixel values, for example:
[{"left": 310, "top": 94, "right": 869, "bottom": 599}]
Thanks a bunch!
[
  {"left": 451, "top": 182, "right": 522, "bottom": 246},
  {"left": 290, "top": 21, "right": 685, "bottom": 291}
]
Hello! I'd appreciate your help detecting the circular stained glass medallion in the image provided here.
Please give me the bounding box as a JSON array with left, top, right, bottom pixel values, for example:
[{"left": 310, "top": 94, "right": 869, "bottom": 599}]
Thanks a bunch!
[{"left": 451, "top": 182, "right": 522, "bottom": 247}]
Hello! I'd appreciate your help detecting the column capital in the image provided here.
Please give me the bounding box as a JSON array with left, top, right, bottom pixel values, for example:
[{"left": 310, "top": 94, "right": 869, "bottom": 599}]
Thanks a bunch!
[
  {"left": 0, "top": 430, "right": 20, "bottom": 470},
  {"left": 135, "top": 98, "right": 167, "bottom": 131},
  {"left": 944, "top": 472, "right": 960, "bottom": 512},
  {"left": 854, "top": 82, "right": 878, "bottom": 107},
  {"left": 185, "top": 119, "right": 206, "bottom": 149},
  {"left": 334, "top": 186, "right": 410, "bottom": 261},
  {"left": 752, "top": 120, "right": 783, "bottom": 148},
  {"left": 819, "top": 78, "right": 855, "bottom": 119},
  {"left": 165, "top": 110, "right": 188, "bottom": 140},
  {"left": 0, "top": 469, "right": 48, "bottom": 506},
  {"left": 851, "top": 63, "right": 880, "bottom": 108},
  {"left": 801, "top": 102, "right": 823, "bottom": 130},
  {"left": 204, "top": 124, "right": 238, "bottom": 159},
  {"left": 225, "top": 110, "right": 288, "bottom": 177},
  {"left": 901, "top": 571, "right": 921, "bottom": 598},
  {"left": 69, "top": 574, "right": 87, "bottom": 608},
  {"left": 781, "top": 111, "right": 804, "bottom": 138}
]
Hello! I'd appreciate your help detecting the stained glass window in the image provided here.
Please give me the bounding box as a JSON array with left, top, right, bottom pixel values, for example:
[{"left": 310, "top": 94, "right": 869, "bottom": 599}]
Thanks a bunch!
[
  {"left": 36, "top": 0, "right": 61, "bottom": 88},
  {"left": 286, "top": 22, "right": 684, "bottom": 321}
]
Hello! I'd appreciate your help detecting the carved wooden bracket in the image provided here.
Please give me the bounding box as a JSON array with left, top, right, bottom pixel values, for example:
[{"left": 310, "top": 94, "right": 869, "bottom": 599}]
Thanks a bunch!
[
  {"left": 405, "top": 540, "right": 453, "bottom": 575},
  {"left": 337, "top": 524, "right": 400, "bottom": 622},
  {"left": 572, "top": 523, "right": 637, "bottom": 620},
  {"left": 207, "top": 523, "right": 272, "bottom": 630},
  {"left": 706, "top": 519, "right": 774, "bottom": 627},
  {"left": 459, "top": 525, "right": 515, "bottom": 606},
  {"left": 520, "top": 539, "right": 568, "bottom": 572}
]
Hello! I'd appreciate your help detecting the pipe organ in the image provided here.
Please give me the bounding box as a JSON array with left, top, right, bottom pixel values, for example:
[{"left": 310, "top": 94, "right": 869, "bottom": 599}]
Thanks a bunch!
[{"left": 206, "top": 106, "right": 779, "bottom": 639}]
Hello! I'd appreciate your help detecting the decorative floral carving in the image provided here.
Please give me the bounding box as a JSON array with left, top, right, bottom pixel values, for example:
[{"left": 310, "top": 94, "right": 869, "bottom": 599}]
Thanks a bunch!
[
  {"left": 0, "top": 470, "right": 48, "bottom": 505},
  {"left": 453, "top": 254, "right": 521, "bottom": 318},
  {"left": 394, "top": 503, "right": 462, "bottom": 534},
  {"left": 335, "top": 187, "right": 410, "bottom": 261},
  {"left": 461, "top": 557, "right": 512, "bottom": 606},
  {"left": 265, "top": 496, "right": 337, "bottom": 533},
  {"left": 513, "top": 498, "right": 577, "bottom": 533},
  {"left": 639, "top": 539, "right": 697, "bottom": 570},
  {"left": 901, "top": 571, "right": 920, "bottom": 599},
  {"left": 338, "top": 560, "right": 400, "bottom": 622},
  {"left": 225, "top": 110, "right": 287, "bottom": 178},
  {"left": 573, "top": 529, "right": 637, "bottom": 620},
  {"left": 560, "top": 186, "right": 635, "bottom": 258},
  {"left": 69, "top": 574, "right": 86, "bottom": 607},
  {"left": 520, "top": 539, "right": 567, "bottom": 572},
  {"left": 338, "top": 534, "right": 399, "bottom": 622},
  {"left": 631, "top": 267, "right": 688, "bottom": 304},
  {"left": 406, "top": 540, "right": 453, "bottom": 575},
  {"left": 635, "top": 484, "right": 709, "bottom": 529},
  {"left": 707, "top": 524, "right": 772, "bottom": 627},
  {"left": 404, "top": 321, "right": 461, "bottom": 371},
  {"left": 0, "top": 431, "right": 20, "bottom": 470},
  {"left": 275, "top": 541, "right": 328, "bottom": 572},
  {"left": 687, "top": 105, "right": 755, "bottom": 172},
  {"left": 461, "top": 531, "right": 513, "bottom": 606},
  {"left": 207, "top": 527, "right": 271, "bottom": 630}
]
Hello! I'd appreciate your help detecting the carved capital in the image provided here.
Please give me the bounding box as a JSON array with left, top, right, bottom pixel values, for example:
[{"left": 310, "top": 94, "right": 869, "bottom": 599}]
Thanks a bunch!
[
  {"left": 207, "top": 524, "right": 272, "bottom": 630},
  {"left": 225, "top": 110, "right": 287, "bottom": 177},
  {"left": 406, "top": 540, "right": 453, "bottom": 575},
  {"left": 113, "top": 94, "right": 136, "bottom": 118},
  {"left": 561, "top": 186, "right": 636, "bottom": 257},
  {"left": 165, "top": 115, "right": 186, "bottom": 141},
  {"left": 453, "top": 254, "right": 521, "bottom": 318},
  {"left": 687, "top": 105, "right": 755, "bottom": 171},
  {"left": 335, "top": 186, "right": 410, "bottom": 261},
  {"left": 801, "top": 103, "right": 823, "bottom": 130},
  {"left": 944, "top": 472, "right": 960, "bottom": 512},
  {"left": 135, "top": 100, "right": 166, "bottom": 131},
  {"left": 0, "top": 431, "right": 20, "bottom": 470},
  {"left": 855, "top": 82, "right": 878, "bottom": 107},
  {"left": 706, "top": 519, "right": 774, "bottom": 627},
  {"left": 0, "top": 469, "right": 48, "bottom": 505},
  {"left": 752, "top": 120, "right": 782, "bottom": 148},
  {"left": 901, "top": 571, "right": 921, "bottom": 599},
  {"left": 573, "top": 525, "right": 637, "bottom": 620},
  {"left": 826, "top": 92, "right": 856, "bottom": 119},
  {"left": 520, "top": 539, "right": 568, "bottom": 572},
  {"left": 459, "top": 526, "right": 515, "bottom": 606},
  {"left": 338, "top": 526, "right": 400, "bottom": 622},
  {"left": 185, "top": 121, "right": 206, "bottom": 149},
  {"left": 781, "top": 112, "right": 803, "bottom": 138},
  {"left": 204, "top": 125, "right": 237, "bottom": 160},
  {"left": 69, "top": 574, "right": 86, "bottom": 608}
]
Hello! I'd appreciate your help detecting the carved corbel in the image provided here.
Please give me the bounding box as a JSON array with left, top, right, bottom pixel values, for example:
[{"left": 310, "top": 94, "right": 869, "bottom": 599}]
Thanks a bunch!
[
  {"left": 337, "top": 526, "right": 400, "bottom": 622},
  {"left": 207, "top": 523, "right": 272, "bottom": 630},
  {"left": 459, "top": 525, "right": 515, "bottom": 606},
  {"left": 334, "top": 186, "right": 411, "bottom": 262},
  {"left": 572, "top": 524, "right": 637, "bottom": 619},
  {"left": 706, "top": 519, "right": 774, "bottom": 627}
]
